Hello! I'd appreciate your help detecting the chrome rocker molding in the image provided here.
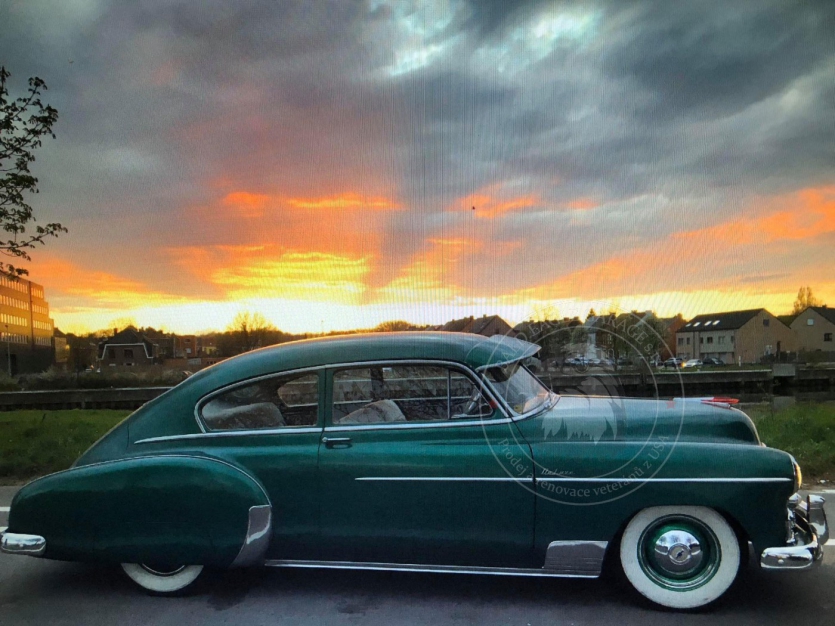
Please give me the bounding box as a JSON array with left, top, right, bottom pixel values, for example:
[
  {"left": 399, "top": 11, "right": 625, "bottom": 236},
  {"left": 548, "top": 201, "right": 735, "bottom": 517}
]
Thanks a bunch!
[
  {"left": 266, "top": 540, "right": 608, "bottom": 579},
  {"left": 231, "top": 505, "right": 272, "bottom": 567},
  {"left": 1, "top": 531, "right": 46, "bottom": 557},
  {"left": 761, "top": 494, "right": 828, "bottom": 571}
]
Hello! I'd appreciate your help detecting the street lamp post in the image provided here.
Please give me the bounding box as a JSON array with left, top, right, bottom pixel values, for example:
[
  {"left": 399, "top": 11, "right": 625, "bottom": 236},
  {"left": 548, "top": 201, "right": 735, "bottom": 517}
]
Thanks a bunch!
[{"left": 4, "top": 324, "right": 10, "bottom": 377}]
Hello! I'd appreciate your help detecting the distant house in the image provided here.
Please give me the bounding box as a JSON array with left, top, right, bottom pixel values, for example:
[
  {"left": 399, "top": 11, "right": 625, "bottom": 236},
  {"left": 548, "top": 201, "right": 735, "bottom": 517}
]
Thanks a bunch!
[
  {"left": 439, "top": 315, "right": 516, "bottom": 337},
  {"left": 657, "top": 315, "right": 687, "bottom": 360},
  {"left": 790, "top": 306, "right": 835, "bottom": 354},
  {"left": 675, "top": 309, "right": 796, "bottom": 364},
  {"left": 97, "top": 328, "right": 158, "bottom": 369}
]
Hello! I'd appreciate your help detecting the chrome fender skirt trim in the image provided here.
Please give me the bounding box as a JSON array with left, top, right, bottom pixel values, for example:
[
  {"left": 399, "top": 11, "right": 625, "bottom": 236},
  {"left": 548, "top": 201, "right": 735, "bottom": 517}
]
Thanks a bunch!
[
  {"left": 264, "top": 557, "right": 602, "bottom": 579},
  {"left": 1, "top": 532, "right": 46, "bottom": 557},
  {"left": 543, "top": 541, "right": 608, "bottom": 576},
  {"left": 231, "top": 505, "right": 272, "bottom": 567}
]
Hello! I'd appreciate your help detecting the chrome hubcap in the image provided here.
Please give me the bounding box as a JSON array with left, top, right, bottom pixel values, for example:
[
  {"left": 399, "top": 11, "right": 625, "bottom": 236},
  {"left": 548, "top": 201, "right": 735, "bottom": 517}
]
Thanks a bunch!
[
  {"left": 638, "top": 516, "right": 721, "bottom": 591},
  {"left": 651, "top": 530, "right": 703, "bottom": 574}
]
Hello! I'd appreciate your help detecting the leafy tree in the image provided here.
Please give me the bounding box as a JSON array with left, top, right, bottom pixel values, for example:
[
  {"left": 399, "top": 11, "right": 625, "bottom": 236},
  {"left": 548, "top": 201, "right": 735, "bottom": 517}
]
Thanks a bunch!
[
  {"left": 792, "top": 286, "right": 821, "bottom": 314},
  {"left": 0, "top": 67, "right": 66, "bottom": 277},
  {"left": 528, "top": 303, "right": 559, "bottom": 323},
  {"left": 227, "top": 311, "right": 276, "bottom": 353},
  {"left": 373, "top": 320, "right": 412, "bottom": 332}
]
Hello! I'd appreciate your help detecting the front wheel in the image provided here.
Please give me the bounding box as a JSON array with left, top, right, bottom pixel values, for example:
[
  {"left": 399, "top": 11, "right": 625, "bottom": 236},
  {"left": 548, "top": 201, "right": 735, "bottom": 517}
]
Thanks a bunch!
[
  {"left": 121, "top": 563, "right": 204, "bottom": 594},
  {"left": 620, "top": 506, "right": 740, "bottom": 609}
]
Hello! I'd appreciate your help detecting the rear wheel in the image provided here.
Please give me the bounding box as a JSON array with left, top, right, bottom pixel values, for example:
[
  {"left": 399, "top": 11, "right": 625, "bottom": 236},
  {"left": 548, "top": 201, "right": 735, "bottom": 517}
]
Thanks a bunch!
[
  {"left": 121, "top": 563, "right": 204, "bottom": 594},
  {"left": 620, "top": 506, "right": 740, "bottom": 609}
]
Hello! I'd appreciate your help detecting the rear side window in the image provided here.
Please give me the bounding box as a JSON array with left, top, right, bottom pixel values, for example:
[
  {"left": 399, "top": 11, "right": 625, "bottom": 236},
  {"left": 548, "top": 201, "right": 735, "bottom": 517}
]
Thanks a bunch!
[
  {"left": 201, "top": 372, "right": 319, "bottom": 431},
  {"left": 331, "top": 364, "right": 493, "bottom": 425}
]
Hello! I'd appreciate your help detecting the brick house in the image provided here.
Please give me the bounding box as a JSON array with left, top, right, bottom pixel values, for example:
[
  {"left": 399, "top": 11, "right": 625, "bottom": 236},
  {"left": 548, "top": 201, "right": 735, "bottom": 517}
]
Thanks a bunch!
[
  {"left": 790, "top": 306, "right": 835, "bottom": 355},
  {"left": 97, "top": 328, "right": 158, "bottom": 369},
  {"left": 675, "top": 309, "right": 796, "bottom": 364},
  {"left": 439, "top": 315, "right": 516, "bottom": 337}
]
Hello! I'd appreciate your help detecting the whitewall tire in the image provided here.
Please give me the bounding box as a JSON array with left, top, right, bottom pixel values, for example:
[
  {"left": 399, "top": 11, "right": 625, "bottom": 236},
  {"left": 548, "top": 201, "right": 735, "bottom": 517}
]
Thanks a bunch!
[
  {"left": 619, "top": 506, "right": 740, "bottom": 609},
  {"left": 121, "top": 563, "right": 204, "bottom": 594}
]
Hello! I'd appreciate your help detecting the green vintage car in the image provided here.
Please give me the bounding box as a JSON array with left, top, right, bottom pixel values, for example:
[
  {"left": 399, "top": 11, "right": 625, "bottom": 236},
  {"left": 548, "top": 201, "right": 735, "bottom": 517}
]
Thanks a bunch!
[{"left": 0, "top": 333, "right": 828, "bottom": 608}]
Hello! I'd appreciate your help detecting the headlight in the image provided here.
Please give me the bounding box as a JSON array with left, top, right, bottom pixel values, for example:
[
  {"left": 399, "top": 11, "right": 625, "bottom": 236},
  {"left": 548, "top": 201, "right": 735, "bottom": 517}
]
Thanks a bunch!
[{"left": 791, "top": 457, "right": 802, "bottom": 493}]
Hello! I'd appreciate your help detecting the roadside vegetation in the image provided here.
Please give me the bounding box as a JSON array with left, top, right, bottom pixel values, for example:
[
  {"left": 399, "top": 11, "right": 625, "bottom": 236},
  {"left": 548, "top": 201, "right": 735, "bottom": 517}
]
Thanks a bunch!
[
  {"left": 747, "top": 402, "right": 835, "bottom": 483},
  {"left": 0, "top": 404, "right": 832, "bottom": 484},
  {"left": 0, "top": 368, "right": 189, "bottom": 392},
  {"left": 0, "top": 409, "right": 130, "bottom": 481}
]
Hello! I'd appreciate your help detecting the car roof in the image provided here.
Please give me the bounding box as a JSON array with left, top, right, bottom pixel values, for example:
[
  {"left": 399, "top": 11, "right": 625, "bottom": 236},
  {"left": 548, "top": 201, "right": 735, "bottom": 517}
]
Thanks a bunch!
[
  {"left": 198, "top": 331, "right": 539, "bottom": 381},
  {"left": 127, "top": 332, "right": 540, "bottom": 441}
]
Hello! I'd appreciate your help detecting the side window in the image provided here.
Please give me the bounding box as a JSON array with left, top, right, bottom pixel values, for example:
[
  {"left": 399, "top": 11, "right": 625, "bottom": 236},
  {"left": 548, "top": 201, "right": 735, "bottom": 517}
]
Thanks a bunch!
[
  {"left": 332, "top": 364, "right": 493, "bottom": 425},
  {"left": 201, "top": 372, "right": 319, "bottom": 431}
]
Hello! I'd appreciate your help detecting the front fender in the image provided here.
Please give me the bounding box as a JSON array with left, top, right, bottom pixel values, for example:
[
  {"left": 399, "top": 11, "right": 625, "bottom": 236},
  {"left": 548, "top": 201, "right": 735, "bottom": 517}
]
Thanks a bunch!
[{"left": 8, "top": 455, "right": 270, "bottom": 567}]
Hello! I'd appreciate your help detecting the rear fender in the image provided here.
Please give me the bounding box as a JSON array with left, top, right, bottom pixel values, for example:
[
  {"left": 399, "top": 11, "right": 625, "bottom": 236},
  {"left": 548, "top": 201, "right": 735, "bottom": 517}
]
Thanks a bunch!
[{"left": 8, "top": 455, "right": 271, "bottom": 567}]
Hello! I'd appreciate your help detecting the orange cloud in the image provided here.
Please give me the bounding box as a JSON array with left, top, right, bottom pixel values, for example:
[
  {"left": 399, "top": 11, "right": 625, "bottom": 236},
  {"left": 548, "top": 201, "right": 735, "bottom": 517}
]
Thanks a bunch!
[
  {"left": 223, "top": 191, "right": 272, "bottom": 218},
  {"left": 286, "top": 192, "right": 399, "bottom": 211},
  {"left": 461, "top": 191, "right": 539, "bottom": 218},
  {"left": 675, "top": 186, "right": 835, "bottom": 246},
  {"left": 565, "top": 197, "right": 598, "bottom": 210},
  {"left": 169, "top": 244, "right": 370, "bottom": 303},
  {"left": 28, "top": 256, "right": 187, "bottom": 311}
]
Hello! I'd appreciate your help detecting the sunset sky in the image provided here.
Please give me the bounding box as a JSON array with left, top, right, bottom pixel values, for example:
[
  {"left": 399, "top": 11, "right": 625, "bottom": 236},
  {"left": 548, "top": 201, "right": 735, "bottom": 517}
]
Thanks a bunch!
[{"left": 2, "top": 1, "right": 833, "bottom": 334}]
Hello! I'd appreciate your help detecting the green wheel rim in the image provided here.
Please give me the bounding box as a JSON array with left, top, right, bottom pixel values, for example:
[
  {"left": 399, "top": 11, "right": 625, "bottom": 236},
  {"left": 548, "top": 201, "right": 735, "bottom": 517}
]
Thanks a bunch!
[{"left": 636, "top": 515, "right": 722, "bottom": 591}]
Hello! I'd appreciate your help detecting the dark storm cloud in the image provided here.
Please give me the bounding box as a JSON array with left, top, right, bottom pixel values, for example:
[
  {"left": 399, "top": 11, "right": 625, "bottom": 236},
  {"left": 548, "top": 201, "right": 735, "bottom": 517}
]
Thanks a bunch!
[
  {"left": 601, "top": 0, "right": 835, "bottom": 120},
  {"left": 1, "top": 0, "right": 832, "bottom": 300}
]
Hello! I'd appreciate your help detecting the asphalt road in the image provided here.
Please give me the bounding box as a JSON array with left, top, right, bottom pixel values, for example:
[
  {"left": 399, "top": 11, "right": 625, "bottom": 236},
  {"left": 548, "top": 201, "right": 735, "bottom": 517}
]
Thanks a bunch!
[{"left": 1, "top": 487, "right": 833, "bottom": 625}]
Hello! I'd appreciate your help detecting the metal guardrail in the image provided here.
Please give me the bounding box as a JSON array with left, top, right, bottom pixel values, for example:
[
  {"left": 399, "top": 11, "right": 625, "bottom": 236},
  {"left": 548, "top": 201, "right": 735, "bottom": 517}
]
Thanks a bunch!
[{"left": 0, "top": 387, "right": 171, "bottom": 411}]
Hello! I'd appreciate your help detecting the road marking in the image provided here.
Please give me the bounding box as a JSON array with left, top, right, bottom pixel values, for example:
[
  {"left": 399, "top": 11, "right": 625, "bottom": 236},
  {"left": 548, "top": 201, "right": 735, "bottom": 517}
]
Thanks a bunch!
[
  {"left": 827, "top": 540, "right": 835, "bottom": 547},
  {"left": 0, "top": 507, "right": 9, "bottom": 512}
]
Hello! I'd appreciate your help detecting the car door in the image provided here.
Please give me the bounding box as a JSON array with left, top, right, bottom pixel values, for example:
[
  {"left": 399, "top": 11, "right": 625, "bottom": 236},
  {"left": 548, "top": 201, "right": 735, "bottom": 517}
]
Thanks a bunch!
[
  {"left": 317, "top": 361, "right": 536, "bottom": 568},
  {"left": 195, "top": 369, "right": 325, "bottom": 560}
]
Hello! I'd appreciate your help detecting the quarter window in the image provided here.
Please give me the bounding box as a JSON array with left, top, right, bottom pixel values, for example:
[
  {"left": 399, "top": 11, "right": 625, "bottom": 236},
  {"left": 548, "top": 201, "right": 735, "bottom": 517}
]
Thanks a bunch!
[
  {"left": 201, "top": 372, "right": 319, "bottom": 431},
  {"left": 332, "top": 364, "right": 492, "bottom": 425}
]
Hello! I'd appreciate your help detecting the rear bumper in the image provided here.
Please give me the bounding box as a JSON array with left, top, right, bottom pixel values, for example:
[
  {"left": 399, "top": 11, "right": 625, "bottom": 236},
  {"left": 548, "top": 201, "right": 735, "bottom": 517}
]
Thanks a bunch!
[
  {"left": 0, "top": 529, "right": 46, "bottom": 557},
  {"left": 761, "top": 494, "right": 828, "bottom": 571}
]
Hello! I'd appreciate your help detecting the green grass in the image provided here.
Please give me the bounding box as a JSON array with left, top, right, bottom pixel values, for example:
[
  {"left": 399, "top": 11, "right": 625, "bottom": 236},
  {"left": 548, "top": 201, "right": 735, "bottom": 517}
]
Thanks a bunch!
[
  {"left": 0, "top": 409, "right": 131, "bottom": 482},
  {"left": 747, "top": 403, "right": 835, "bottom": 482},
  {"left": 1, "top": 404, "right": 833, "bottom": 485}
]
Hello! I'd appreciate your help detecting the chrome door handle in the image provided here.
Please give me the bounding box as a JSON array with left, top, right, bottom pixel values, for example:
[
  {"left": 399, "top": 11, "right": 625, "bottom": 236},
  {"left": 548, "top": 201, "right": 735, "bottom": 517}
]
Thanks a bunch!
[{"left": 322, "top": 436, "right": 352, "bottom": 448}]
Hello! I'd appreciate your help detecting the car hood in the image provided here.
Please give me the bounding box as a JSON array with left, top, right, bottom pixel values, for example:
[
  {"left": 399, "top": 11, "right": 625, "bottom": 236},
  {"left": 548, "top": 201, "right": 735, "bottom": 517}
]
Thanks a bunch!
[{"left": 523, "top": 395, "right": 760, "bottom": 445}]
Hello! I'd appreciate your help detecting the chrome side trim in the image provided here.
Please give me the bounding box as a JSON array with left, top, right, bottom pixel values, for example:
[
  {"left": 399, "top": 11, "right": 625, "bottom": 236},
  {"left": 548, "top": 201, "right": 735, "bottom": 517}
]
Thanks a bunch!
[
  {"left": 231, "top": 505, "right": 272, "bottom": 567},
  {"left": 264, "top": 559, "right": 598, "bottom": 579},
  {"left": 1, "top": 532, "right": 46, "bottom": 557},
  {"left": 136, "top": 427, "right": 322, "bottom": 445},
  {"left": 355, "top": 476, "right": 533, "bottom": 482},
  {"left": 543, "top": 541, "right": 608, "bottom": 576},
  {"left": 537, "top": 477, "right": 792, "bottom": 483},
  {"left": 324, "top": 416, "right": 514, "bottom": 433}
]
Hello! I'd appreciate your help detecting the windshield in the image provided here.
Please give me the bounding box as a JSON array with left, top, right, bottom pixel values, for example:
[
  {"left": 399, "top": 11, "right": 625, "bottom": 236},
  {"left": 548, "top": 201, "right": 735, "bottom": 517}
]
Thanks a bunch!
[{"left": 483, "top": 362, "right": 553, "bottom": 416}]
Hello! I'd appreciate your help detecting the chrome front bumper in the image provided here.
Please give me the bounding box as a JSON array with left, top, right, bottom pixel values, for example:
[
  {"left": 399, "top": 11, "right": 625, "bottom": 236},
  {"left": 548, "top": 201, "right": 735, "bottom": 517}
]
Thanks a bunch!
[
  {"left": 0, "top": 528, "right": 46, "bottom": 557},
  {"left": 761, "top": 494, "right": 828, "bottom": 571}
]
